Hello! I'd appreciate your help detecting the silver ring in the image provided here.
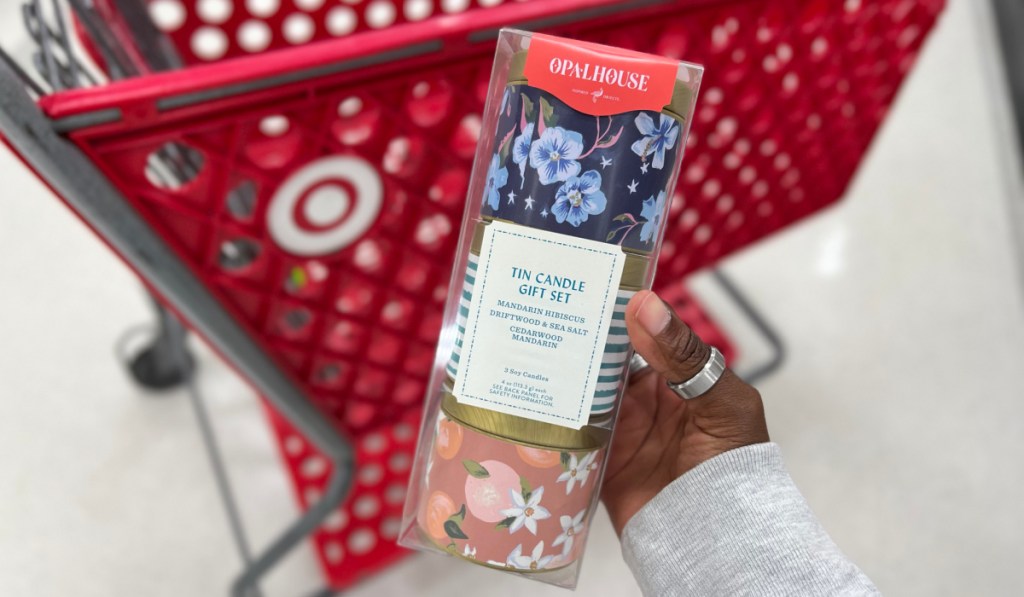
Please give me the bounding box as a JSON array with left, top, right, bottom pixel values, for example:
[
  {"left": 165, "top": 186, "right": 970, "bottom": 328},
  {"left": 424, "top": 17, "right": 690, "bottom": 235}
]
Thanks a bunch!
[{"left": 666, "top": 347, "right": 726, "bottom": 400}]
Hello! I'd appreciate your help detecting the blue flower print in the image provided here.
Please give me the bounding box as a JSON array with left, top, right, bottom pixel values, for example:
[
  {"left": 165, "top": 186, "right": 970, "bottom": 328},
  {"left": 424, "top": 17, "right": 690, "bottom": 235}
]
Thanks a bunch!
[
  {"left": 552, "top": 170, "right": 607, "bottom": 227},
  {"left": 529, "top": 126, "right": 584, "bottom": 185},
  {"left": 630, "top": 113, "right": 679, "bottom": 170},
  {"left": 639, "top": 191, "right": 667, "bottom": 243},
  {"left": 512, "top": 122, "right": 534, "bottom": 188},
  {"left": 484, "top": 153, "right": 509, "bottom": 210}
]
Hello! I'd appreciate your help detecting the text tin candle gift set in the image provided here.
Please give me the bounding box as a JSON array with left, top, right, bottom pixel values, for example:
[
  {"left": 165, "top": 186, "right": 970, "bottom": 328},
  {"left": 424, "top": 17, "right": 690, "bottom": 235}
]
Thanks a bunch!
[{"left": 400, "top": 29, "right": 702, "bottom": 587}]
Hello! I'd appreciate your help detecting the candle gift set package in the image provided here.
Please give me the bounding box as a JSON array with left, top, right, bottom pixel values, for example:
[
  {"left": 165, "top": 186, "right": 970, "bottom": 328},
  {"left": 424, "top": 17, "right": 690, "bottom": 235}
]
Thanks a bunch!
[{"left": 400, "top": 29, "right": 702, "bottom": 587}]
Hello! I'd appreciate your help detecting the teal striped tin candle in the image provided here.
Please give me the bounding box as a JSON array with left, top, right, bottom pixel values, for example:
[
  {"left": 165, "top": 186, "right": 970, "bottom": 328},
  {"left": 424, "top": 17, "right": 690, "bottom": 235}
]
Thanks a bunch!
[{"left": 446, "top": 241, "right": 643, "bottom": 416}]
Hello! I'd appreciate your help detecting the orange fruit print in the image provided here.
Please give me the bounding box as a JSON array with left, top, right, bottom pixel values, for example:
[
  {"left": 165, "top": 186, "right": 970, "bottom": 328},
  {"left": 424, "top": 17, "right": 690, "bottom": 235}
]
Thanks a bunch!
[
  {"left": 435, "top": 417, "right": 464, "bottom": 460},
  {"left": 424, "top": 491, "right": 457, "bottom": 539},
  {"left": 516, "top": 445, "right": 562, "bottom": 468},
  {"left": 464, "top": 459, "right": 519, "bottom": 523}
]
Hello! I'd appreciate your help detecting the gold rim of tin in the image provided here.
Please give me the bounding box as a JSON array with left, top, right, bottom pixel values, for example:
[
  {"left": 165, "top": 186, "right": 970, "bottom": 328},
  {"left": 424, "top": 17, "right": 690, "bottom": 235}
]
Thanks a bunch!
[
  {"left": 440, "top": 389, "right": 612, "bottom": 451},
  {"left": 472, "top": 219, "right": 648, "bottom": 290},
  {"left": 416, "top": 526, "right": 574, "bottom": 574},
  {"left": 507, "top": 50, "right": 695, "bottom": 124}
]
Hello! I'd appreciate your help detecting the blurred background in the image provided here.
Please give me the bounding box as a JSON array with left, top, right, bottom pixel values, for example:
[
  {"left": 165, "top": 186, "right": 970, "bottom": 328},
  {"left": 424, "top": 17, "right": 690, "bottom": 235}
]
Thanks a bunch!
[{"left": 1, "top": 0, "right": 1023, "bottom": 595}]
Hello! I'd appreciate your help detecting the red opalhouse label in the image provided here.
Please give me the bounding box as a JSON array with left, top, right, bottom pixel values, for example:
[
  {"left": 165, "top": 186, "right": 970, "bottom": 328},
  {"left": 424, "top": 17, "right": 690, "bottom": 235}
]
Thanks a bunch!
[{"left": 523, "top": 33, "right": 678, "bottom": 116}]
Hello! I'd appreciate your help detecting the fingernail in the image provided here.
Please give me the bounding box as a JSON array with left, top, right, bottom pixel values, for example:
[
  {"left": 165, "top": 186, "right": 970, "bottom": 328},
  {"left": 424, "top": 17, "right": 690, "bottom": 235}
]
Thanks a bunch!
[{"left": 637, "top": 291, "right": 671, "bottom": 337}]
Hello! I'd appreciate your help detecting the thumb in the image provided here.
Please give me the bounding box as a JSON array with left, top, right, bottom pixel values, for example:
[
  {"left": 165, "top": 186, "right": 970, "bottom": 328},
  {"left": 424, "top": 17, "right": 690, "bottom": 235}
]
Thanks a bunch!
[
  {"left": 626, "top": 290, "right": 715, "bottom": 386},
  {"left": 625, "top": 289, "right": 770, "bottom": 447}
]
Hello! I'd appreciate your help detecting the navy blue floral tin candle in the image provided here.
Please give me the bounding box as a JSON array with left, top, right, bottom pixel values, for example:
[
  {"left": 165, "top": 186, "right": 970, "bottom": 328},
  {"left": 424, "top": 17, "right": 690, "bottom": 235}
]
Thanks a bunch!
[{"left": 480, "top": 76, "right": 692, "bottom": 254}]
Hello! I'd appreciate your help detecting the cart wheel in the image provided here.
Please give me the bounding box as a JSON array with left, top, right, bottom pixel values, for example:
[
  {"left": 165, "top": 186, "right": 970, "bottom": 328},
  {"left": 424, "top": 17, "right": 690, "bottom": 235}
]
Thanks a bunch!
[
  {"left": 119, "top": 298, "right": 197, "bottom": 391},
  {"left": 128, "top": 341, "right": 196, "bottom": 390}
]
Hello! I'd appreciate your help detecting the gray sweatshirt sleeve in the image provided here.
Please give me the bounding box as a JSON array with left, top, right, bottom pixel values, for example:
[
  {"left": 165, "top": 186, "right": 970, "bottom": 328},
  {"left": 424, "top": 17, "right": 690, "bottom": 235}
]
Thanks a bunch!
[{"left": 620, "top": 443, "right": 879, "bottom": 596}]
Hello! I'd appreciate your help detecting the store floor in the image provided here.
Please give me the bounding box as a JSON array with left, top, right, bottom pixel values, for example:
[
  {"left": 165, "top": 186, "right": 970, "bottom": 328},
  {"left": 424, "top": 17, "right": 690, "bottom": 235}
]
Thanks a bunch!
[{"left": 2, "top": 0, "right": 1022, "bottom": 595}]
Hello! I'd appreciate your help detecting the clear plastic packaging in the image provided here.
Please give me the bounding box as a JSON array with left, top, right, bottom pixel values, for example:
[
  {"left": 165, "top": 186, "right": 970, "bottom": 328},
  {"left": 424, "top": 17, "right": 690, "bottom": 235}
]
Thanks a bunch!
[{"left": 400, "top": 29, "right": 702, "bottom": 588}]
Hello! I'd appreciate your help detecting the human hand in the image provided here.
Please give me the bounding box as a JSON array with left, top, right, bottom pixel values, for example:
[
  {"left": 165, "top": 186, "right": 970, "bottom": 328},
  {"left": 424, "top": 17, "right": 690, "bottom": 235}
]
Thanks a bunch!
[{"left": 601, "top": 290, "right": 770, "bottom": 535}]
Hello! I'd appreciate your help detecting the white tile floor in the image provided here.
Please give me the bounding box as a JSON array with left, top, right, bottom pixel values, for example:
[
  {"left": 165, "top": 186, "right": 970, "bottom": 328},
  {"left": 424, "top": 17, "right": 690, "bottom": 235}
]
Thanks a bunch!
[{"left": 2, "top": 0, "right": 1023, "bottom": 595}]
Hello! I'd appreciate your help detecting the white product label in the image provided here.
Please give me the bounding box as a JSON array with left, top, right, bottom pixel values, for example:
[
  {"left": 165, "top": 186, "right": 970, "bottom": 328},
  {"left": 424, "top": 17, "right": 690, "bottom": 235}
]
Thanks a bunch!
[{"left": 453, "top": 221, "right": 625, "bottom": 429}]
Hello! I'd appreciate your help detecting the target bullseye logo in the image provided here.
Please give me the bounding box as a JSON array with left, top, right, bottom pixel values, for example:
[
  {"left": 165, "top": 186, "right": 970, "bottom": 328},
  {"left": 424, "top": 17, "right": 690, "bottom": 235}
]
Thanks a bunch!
[
  {"left": 294, "top": 179, "right": 355, "bottom": 231},
  {"left": 268, "top": 155, "right": 382, "bottom": 256}
]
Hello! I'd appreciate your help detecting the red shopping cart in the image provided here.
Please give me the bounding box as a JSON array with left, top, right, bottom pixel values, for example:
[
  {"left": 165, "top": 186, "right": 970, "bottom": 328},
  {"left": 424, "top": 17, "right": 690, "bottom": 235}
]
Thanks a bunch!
[{"left": 0, "top": 0, "right": 945, "bottom": 592}]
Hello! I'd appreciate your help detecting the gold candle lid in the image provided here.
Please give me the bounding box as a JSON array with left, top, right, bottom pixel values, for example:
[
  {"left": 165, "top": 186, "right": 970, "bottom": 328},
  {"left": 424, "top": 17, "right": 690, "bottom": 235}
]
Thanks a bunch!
[
  {"left": 506, "top": 50, "right": 695, "bottom": 124},
  {"left": 471, "top": 219, "right": 649, "bottom": 290},
  {"left": 441, "top": 388, "right": 611, "bottom": 451}
]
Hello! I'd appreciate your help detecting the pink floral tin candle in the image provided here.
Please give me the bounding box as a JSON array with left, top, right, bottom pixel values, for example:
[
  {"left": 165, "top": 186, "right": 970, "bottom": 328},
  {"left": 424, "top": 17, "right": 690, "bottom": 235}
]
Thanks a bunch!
[{"left": 416, "top": 392, "right": 609, "bottom": 571}]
